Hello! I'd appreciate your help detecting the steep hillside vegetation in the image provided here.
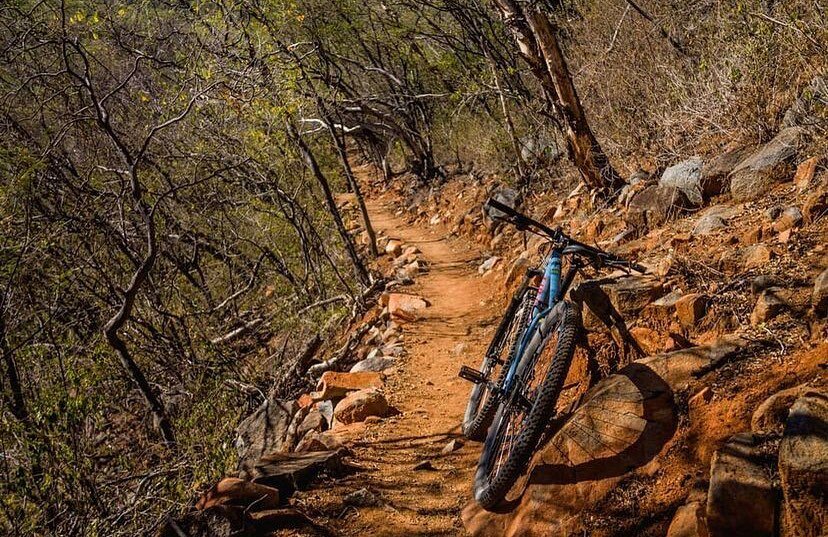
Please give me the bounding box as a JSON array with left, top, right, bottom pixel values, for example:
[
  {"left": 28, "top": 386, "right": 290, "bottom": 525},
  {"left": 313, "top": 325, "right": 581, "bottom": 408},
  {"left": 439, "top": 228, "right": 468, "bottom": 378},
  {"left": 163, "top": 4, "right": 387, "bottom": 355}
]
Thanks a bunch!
[{"left": 0, "top": 0, "right": 825, "bottom": 535}]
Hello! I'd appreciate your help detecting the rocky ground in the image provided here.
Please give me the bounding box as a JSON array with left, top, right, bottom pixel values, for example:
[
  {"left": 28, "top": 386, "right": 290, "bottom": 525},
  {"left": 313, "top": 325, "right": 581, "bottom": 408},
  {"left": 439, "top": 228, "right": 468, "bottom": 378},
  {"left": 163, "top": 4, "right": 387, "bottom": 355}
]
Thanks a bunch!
[{"left": 163, "top": 122, "right": 827, "bottom": 537}]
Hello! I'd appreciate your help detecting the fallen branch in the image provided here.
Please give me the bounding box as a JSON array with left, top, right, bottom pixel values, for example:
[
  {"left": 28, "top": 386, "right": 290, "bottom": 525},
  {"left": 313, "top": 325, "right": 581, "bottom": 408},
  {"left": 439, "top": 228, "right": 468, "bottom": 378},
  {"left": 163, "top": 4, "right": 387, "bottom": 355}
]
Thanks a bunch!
[
  {"left": 297, "top": 294, "right": 348, "bottom": 315},
  {"left": 306, "top": 322, "right": 373, "bottom": 377},
  {"left": 210, "top": 318, "right": 264, "bottom": 345}
]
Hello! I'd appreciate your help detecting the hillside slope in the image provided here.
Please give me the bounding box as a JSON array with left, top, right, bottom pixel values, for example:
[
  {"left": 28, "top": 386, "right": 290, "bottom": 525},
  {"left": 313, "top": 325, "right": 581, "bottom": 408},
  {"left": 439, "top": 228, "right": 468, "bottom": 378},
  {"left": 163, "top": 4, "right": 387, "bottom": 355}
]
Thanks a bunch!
[{"left": 180, "top": 153, "right": 827, "bottom": 536}]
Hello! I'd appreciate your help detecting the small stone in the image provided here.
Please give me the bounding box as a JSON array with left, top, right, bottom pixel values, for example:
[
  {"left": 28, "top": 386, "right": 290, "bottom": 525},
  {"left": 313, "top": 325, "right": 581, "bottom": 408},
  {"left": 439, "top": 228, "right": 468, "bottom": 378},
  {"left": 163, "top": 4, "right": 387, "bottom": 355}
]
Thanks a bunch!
[
  {"left": 765, "top": 205, "right": 784, "bottom": 220},
  {"left": 441, "top": 439, "right": 464, "bottom": 454},
  {"left": 773, "top": 206, "right": 803, "bottom": 232},
  {"left": 692, "top": 214, "right": 727, "bottom": 236},
  {"left": 739, "top": 225, "right": 763, "bottom": 245},
  {"left": 750, "top": 275, "right": 780, "bottom": 295},
  {"left": 196, "top": 478, "right": 281, "bottom": 512},
  {"left": 387, "top": 293, "right": 429, "bottom": 321},
  {"left": 344, "top": 488, "right": 381, "bottom": 507},
  {"left": 675, "top": 293, "right": 708, "bottom": 329},
  {"left": 750, "top": 288, "right": 786, "bottom": 325},
  {"left": 629, "top": 326, "right": 664, "bottom": 355},
  {"left": 412, "top": 460, "right": 436, "bottom": 471},
  {"left": 626, "top": 185, "right": 693, "bottom": 231},
  {"left": 333, "top": 388, "right": 390, "bottom": 425},
  {"left": 380, "top": 343, "right": 405, "bottom": 357},
  {"left": 453, "top": 342, "right": 467, "bottom": 356},
  {"left": 750, "top": 384, "right": 810, "bottom": 435},
  {"left": 803, "top": 190, "right": 828, "bottom": 223},
  {"left": 313, "top": 371, "right": 385, "bottom": 401},
  {"left": 384, "top": 240, "right": 402, "bottom": 256},
  {"left": 490, "top": 233, "right": 506, "bottom": 250},
  {"left": 478, "top": 256, "right": 501, "bottom": 274},
  {"left": 350, "top": 355, "right": 396, "bottom": 373},
  {"left": 297, "top": 393, "right": 314, "bottom": 409},
  {"left": 729, "top": 126, "right": 807, "bottom": 202},
  {"left": 743, "top": 244, "right": 773, "bottom": 270},
  {"left": 793, "top": 156, "right": 820, "bottom": 191},
  {"left": 505, "top": 256, "right": 530, "bottom": 286},
  {"left": 393, "top": 252, "right": 416, "bottom": 268},
  {"left": 667, "top": 501, "right": 708, "bottom": 537},
  {"left": 660, "top": 157, "right": 704, "bottom": 206}
]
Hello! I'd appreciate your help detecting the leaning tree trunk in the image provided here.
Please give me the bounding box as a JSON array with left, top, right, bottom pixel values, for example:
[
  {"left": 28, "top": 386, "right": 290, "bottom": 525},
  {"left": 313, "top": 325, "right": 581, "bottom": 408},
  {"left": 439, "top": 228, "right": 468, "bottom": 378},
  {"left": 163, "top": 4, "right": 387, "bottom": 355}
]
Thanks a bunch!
[
  {"left": 103, "top": 196, "right": 176, "bottom": 446},
  {"left": 330, "top": 134, "right": 379, "bottom": 257},
  {"left": 494, "top": 0, "right": 624, "bottom": 192},
  {"left": 286, "top": 121, "right": 372, "bottom": 288}
]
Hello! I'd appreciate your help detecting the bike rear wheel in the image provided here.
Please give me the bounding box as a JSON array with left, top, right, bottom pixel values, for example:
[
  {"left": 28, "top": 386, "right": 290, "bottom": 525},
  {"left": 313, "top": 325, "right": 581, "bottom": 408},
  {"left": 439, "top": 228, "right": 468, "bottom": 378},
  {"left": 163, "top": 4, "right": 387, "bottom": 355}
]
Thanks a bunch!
[
  {"left": 462, "top": 286, "right": 537, "bottom": 441},
  {"left": 473, "top": 300, "right": 579, "bottom": 510}
]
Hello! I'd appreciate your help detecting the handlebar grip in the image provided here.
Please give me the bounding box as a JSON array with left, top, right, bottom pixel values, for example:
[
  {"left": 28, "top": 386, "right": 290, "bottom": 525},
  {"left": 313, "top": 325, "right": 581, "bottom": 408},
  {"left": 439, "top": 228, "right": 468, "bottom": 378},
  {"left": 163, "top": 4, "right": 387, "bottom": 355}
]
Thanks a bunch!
[
  {"left": 485, "top": 198, "right": 559, "bottom": 238},
  {"left": 486, "top": 198, "right": 523, "bottom": 221}
]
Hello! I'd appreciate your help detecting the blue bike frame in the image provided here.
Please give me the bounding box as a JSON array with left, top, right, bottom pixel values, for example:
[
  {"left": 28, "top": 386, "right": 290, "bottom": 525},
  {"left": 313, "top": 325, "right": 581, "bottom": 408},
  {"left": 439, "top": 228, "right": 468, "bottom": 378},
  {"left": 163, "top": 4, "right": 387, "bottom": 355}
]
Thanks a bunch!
[{"left": 501, "top": 249, "right": 563, "bottom": 394}]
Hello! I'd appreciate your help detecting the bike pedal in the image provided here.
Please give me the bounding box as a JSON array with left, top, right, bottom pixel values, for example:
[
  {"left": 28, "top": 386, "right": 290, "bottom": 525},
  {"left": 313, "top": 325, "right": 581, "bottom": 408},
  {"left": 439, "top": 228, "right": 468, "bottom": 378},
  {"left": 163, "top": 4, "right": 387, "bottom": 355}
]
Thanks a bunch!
[{"left": 458, "top": 366, "right": 486, "bottom": 384}]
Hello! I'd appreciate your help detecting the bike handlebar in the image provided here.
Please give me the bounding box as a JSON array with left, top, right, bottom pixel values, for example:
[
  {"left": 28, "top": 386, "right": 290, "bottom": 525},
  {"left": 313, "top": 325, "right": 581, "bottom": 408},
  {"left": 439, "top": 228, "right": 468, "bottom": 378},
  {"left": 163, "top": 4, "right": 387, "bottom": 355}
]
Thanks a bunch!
[{"left": 484, "top": 197, "right": 646, "bottom": 274}]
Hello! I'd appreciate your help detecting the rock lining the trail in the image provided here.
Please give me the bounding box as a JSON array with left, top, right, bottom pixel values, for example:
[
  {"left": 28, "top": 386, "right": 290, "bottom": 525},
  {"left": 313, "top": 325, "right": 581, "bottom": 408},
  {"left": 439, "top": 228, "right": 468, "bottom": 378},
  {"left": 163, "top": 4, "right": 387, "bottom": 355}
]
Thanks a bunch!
[{"left": 463, "top": 338, "right": 745, "bottom": 536}]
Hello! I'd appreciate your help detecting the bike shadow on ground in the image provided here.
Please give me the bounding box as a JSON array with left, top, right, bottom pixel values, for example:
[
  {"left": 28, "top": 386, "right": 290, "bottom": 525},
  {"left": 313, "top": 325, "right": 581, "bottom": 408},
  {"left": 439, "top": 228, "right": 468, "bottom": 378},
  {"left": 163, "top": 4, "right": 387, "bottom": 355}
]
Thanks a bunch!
[{"left": 490, "top": 362, "right": 678, "bottom": 513}]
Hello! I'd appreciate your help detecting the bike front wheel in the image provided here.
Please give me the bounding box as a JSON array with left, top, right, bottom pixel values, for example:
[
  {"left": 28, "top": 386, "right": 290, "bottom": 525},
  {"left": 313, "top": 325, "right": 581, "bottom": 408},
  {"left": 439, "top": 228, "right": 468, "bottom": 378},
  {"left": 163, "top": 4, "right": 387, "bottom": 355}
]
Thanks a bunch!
[
  {"left": 473, "top": 300, "right": 579, "bottom": 510},
  {"left": 462, "top": 286, "right": 537, "bottom": 441}
]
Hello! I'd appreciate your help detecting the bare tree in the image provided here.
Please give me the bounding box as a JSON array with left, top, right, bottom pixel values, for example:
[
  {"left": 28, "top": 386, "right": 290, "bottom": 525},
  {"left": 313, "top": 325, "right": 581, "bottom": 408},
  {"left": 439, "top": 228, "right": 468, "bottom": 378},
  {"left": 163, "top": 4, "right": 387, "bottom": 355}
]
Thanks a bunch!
[
  {"left": 285, "top": 120, "right": 372, "bottom": 288},
  {"left": 494, "top": 0, "right": 624, "bottom": 192}
]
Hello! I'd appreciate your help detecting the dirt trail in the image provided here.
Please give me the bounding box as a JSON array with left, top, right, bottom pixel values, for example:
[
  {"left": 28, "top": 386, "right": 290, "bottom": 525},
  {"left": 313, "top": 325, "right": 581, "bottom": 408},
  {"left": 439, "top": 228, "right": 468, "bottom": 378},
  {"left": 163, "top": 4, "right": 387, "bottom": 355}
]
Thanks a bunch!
[{"left": 310, "top": 193, "right": 497, "bottom": 535}]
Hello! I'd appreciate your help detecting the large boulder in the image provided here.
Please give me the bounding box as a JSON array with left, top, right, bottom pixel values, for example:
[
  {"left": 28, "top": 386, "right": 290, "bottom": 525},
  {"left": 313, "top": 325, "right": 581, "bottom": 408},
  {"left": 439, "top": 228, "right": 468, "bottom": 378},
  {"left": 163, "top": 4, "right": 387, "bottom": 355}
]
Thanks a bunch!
[
  {"left": 349, "top": 355, "right": 396, "bottom": 373},
  {"left": 196, "top": 477, "right": 281, "bottom": 511},
  {"left": 484, "top": 186, "right": 520, "bottom": 223},
  {"left": 706, "top": 433, "right": 775, "bottom": 537},
  {"left": 751, "top": 384, "right": 810, "bottom": 435},
  {"left": 627, "top": 184, "right": 693, "bottom": 231},
  {"left": 463, "top": 361, "right": 678, "bottom": 536},
  {"left": 235, "top": 399, "right": 297, "bottom": 471},
  {"left": 701, "top": 146, "right": 754, "bottom": 198},
  {"left": 333, "top": 387, "right": 390, "bottom": 425},
  {"left": 239, "top": 450, "right": 348, "bottom": 497},
  {"left": 778, "top": 390, "right": 828, "bottom": 537},
  {"left": 462, "top": 338, "right": 745, "bottom": 537},
  {"left": 728, "top": 127, "right": 808, "bottom": 201},
  {"left": 571, "top": 275, "right": 665, "bottom": 331},
  {"left": 661, "top": 157, "right": 704, "bottom": 206},
  {"left": 312, "top": 371, "right": 385, "bottom": 401},
  {"left": 385, "top": 293, "right": 429, "bottom": 321},
  {"left": 750, "top": 288, "right": 787, "bottom": 325}
]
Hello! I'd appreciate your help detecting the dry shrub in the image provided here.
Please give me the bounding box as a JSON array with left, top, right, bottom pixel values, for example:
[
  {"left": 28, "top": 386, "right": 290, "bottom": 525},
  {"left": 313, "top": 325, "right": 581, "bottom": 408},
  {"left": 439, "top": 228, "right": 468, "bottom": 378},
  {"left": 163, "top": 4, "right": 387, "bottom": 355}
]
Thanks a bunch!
[{"left": 558, "top": 0, "right": 826, "bottom": 168}]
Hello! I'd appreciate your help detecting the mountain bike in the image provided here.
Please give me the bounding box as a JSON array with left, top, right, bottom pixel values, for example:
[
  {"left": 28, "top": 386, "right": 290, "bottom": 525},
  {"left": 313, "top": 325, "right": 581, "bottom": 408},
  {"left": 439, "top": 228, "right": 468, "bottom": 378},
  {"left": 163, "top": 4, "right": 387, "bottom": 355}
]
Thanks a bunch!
[{"left": 459, "top": 198, "right": 646, "bottom": 510}]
